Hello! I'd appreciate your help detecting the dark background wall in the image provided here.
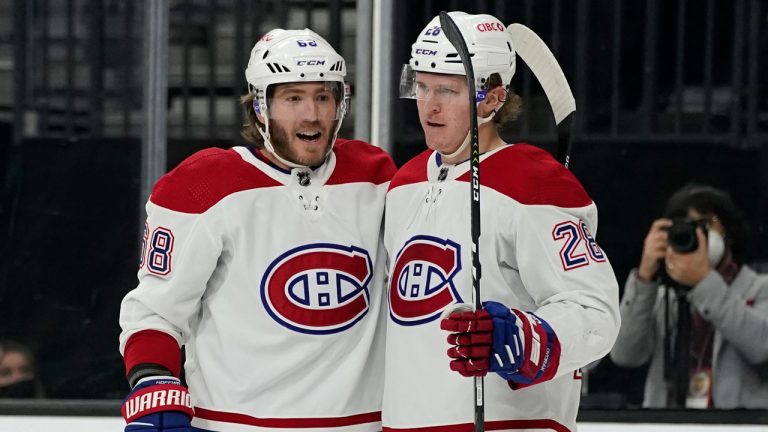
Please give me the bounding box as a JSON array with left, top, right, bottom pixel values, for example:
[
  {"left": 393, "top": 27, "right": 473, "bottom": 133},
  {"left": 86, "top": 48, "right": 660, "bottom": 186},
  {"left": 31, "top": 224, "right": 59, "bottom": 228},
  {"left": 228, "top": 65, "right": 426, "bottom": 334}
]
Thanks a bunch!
[{"left": 0, "top": 0, "right": 766, "bottom": 404}]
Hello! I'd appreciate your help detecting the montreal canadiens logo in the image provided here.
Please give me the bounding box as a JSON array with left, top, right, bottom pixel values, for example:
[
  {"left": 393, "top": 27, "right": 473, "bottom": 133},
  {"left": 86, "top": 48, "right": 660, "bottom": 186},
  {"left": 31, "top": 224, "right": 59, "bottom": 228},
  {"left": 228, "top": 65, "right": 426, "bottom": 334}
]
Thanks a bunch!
[
  {"left": 389, "top": 235, "right": 463, "bottom": 326},
  {"left": 261, "top": 243, "right": 373, "bottom": 334}
]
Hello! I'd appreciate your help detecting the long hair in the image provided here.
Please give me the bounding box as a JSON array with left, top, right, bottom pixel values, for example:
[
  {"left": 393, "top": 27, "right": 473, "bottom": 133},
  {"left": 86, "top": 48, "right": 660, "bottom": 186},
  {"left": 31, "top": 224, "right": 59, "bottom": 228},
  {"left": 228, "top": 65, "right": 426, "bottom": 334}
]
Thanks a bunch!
[
  {"left": 663, "top": 184, "right": 749, "bottom": 264},
  {"left": 487, "top": 72, "right": 522, "bottom": 129}
]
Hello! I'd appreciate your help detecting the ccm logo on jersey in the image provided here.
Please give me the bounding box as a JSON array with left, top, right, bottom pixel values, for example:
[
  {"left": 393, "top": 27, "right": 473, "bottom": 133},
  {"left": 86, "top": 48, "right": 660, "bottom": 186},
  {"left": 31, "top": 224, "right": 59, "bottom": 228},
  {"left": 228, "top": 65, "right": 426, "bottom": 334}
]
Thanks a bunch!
[
  {"left": 389, "top": 235, "right": 463, "bottom": 326},
  {"left": 261, "top": 243, "right": 373, "bottom": 335}
]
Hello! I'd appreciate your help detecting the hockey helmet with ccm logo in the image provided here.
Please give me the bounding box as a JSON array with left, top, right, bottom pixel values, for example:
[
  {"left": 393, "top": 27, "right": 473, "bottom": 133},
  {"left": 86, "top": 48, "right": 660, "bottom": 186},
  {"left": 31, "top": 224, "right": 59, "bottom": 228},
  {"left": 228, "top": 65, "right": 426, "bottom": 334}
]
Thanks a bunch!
[
  {"left": 400, "top": 11, "right": 516, "bottom": 102},
  {"left": 244, "top": 29, "right": 349, "bottom": 168}
]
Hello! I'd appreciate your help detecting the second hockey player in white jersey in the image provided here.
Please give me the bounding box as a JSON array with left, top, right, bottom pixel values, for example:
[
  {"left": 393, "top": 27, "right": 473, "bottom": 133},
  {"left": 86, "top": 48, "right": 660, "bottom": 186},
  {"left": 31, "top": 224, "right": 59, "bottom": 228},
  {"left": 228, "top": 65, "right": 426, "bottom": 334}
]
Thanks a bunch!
[
  {"left": 383, "top": 12, "right": 620, "bottom": 432},
  {"left": 118, "top": 29, "right": 395, "bottom": 432}
]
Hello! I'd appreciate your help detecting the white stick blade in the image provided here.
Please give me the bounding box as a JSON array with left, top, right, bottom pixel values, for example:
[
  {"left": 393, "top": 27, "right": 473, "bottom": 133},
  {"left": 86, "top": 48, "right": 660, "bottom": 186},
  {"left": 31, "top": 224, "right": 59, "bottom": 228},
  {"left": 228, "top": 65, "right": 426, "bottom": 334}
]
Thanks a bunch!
[{"left": 507, "top": 23, "right": 576, "bottom": 125}]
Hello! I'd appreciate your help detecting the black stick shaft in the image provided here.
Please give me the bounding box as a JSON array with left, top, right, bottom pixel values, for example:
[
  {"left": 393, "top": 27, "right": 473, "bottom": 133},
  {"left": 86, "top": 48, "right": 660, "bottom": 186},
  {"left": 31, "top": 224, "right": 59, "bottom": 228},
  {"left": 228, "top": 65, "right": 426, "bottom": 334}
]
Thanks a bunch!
[{"left": 439, "top": 11, "right": 484, "bottom": 432}]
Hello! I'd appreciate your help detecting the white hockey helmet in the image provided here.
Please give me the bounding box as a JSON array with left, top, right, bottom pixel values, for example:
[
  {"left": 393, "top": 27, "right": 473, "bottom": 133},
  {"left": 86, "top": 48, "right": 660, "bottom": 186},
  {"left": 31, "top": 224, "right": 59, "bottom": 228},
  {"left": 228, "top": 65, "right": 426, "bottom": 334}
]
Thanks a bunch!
[
  {"left": 244, "top": 28, "right": 349, "bottom": 168},
  {"left": 400, "top": 11, "right": 516, "bottom": 102}
]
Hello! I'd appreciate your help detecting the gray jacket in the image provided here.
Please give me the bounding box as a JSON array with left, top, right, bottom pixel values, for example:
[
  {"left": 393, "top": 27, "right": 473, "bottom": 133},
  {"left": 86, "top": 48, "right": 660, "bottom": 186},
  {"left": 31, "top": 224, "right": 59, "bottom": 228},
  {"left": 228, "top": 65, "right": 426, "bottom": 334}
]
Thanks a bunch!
[{"left": 609, "top": 265, "right": 768, "bottom": 408}]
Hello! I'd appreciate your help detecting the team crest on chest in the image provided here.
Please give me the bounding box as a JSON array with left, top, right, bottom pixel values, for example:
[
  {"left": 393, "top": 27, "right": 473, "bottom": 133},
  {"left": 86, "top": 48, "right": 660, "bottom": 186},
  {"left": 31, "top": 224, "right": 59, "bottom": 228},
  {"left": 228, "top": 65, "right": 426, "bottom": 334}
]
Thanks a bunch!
[
  {"left": 389, "top": 235, "right": 463, "bottom": 326},
  {"left": 261, "top": 243, "right": 373, "bottom": 334}
]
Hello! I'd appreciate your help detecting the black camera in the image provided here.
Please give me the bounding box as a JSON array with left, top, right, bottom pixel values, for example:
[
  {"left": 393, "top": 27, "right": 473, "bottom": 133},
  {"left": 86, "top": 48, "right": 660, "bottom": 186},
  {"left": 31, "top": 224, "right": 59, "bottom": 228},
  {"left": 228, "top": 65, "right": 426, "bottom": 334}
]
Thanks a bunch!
[{"left": 666, "top": 219, "right": 707, "bottom": 253}]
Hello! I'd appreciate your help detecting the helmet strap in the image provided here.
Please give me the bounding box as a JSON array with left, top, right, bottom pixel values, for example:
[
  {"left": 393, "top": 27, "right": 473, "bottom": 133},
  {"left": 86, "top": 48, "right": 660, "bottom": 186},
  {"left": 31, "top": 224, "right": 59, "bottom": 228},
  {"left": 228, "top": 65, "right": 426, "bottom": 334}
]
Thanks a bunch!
[
  {"left": 439, "top": 102, "right": 502, "bottom": 159},
  {"left": 255, "top": 112, "right": 309, "bottom": 169}
]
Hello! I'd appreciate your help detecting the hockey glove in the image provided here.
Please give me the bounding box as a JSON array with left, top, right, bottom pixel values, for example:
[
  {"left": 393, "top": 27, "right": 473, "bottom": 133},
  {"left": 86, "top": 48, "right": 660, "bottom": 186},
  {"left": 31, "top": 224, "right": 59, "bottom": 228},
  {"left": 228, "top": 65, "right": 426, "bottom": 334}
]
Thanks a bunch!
[
  {"left": 121, "top": 376, "right": 194, "bottom": 432},
  {"left": 440, "top": 305, "right": 493, "bottom": 377},
  {"left": 441, "top": 301, "right": 561, "bottom": 386}
]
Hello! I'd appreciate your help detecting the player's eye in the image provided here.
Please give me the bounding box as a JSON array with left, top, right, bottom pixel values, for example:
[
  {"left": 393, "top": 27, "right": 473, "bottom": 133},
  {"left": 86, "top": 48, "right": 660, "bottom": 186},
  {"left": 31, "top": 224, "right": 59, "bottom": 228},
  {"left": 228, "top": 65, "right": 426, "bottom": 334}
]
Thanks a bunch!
[
  {"left": 435, "top": 86, "right": 457, "bottom": 96},
  {"left": 316, "top": 93, "right": 332, "bottom": 102},
  {"left": 286, "top": 95, "right": 303, "bottom": 103},
  {"left": 415, "top": 83, "right": 430, "bottom": 97}
]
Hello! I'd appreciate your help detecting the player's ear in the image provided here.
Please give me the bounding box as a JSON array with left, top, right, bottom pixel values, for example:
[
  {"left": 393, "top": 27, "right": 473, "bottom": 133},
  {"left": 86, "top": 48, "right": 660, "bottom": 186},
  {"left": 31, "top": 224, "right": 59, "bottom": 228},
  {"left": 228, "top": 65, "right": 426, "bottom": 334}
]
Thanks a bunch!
[
  {"left": 484, "top": 86, "right": 507, "bottom": 106},
  {"left": 251, "top": 99, "right": 267, "bottom": 125},
  {"left": 479, "top": 86, "right": 506, "bottom": 118}
]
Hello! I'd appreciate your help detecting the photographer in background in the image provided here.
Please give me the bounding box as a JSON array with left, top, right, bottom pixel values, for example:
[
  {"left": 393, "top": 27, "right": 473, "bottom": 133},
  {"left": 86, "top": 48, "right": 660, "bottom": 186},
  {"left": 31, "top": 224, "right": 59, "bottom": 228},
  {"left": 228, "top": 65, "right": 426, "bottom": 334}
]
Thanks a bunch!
[{"left": 610, "top": 184, "right": 768, "bottom": 409}]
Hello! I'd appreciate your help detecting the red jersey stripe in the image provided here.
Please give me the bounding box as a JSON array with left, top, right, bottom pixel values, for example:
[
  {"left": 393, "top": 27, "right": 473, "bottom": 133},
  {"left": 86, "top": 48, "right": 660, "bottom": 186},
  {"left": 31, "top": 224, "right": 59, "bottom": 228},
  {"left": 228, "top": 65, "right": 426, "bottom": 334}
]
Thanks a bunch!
[
  {"left": 195, "top": 407, "right": 381, "bottom": 428},
  {"left": 123, "top": 329, "right": 181, "bottom": 378}
]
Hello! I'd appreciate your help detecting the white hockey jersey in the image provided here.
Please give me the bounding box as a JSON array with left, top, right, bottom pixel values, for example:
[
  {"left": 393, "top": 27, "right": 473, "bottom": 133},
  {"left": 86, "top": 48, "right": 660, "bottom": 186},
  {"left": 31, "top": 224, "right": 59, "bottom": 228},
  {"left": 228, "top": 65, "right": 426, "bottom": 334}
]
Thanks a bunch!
[
  {"left": 382, "top": 144, "right": 620, "bottom": 432},
  {"left": 119, "top": 139, "right": 395, "bottom": 432}
]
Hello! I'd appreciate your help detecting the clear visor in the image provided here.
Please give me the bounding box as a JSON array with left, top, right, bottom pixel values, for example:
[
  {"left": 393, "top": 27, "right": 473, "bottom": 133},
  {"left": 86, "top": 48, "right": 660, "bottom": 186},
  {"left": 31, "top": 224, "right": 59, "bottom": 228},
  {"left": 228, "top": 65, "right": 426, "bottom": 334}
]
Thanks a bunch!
[
  {"left": 262, "top": 81, "right": 344, "bottom": 121},
  {"left": 399, "top": 64, "right": 487, "bottom": 103}
]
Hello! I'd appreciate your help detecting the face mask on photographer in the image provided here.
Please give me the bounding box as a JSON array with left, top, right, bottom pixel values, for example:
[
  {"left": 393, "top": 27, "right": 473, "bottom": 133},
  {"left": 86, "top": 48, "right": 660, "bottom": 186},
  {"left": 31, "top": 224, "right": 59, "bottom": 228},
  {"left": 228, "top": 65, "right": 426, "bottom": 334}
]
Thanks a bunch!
[
  {"left": 707, "top": 229, "right": 725, "bottom": 267},
  {"left": 680, "top": 210, "right": 727, "bottom": 267}
]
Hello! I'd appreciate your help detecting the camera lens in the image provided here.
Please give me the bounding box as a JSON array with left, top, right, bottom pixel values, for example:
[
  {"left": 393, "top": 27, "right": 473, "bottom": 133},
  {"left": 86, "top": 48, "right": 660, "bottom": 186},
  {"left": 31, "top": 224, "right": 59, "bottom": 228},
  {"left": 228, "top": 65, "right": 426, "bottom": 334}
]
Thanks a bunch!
[{"left": 667, "top": 220, "right": 699, "bottom": 253}]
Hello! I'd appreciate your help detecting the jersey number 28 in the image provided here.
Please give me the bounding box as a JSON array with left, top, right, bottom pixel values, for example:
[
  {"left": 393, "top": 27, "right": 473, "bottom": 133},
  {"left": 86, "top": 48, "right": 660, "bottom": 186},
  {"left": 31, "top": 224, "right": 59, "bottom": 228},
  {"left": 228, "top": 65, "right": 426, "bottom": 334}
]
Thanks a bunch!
[{"left": 552, "top": 220, "right": 605, "bottom": 271}]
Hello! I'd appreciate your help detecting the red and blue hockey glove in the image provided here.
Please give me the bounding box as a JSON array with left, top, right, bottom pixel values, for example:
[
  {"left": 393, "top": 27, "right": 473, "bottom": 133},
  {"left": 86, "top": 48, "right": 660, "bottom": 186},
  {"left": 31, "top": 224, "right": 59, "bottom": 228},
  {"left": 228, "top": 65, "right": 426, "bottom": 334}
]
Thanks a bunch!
[
  {"left": 440, "top": 305, "right": 493, "bottom": 377},
  {"left": 121, "top": 376, "right": 194, "bottom": 431},
  {"left": 441, "top": 301, "right": 561, "bottom": 386}
]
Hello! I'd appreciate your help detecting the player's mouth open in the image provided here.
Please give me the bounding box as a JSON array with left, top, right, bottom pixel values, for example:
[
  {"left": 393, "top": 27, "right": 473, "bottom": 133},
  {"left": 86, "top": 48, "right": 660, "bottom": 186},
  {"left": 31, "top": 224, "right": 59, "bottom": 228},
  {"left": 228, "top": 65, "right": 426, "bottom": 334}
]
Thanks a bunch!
[
  {"left": 297, "top": 131, "right": 322, "bottom": 142},
  {"left": 426, "top": 121, "right": 444, "bottom": 127}
]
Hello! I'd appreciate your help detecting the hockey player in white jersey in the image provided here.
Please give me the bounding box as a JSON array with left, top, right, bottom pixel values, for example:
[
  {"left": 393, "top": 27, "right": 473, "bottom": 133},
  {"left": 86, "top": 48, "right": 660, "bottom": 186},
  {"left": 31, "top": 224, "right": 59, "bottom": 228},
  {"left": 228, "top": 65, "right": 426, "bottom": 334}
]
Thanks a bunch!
[
  {"left": 383, "top": 12, "right": 620, "bottom": 431},
  {"left": 118, "top": 28, "right": 395, "bottom": 432}
]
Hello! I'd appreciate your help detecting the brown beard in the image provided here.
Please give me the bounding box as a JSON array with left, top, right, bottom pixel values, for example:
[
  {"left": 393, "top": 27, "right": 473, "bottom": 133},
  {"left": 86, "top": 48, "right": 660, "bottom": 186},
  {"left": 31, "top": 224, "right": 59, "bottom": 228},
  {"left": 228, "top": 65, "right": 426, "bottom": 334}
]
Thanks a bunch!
[{"left": 269, "top": 120, "right": 334, "bottom": 167}]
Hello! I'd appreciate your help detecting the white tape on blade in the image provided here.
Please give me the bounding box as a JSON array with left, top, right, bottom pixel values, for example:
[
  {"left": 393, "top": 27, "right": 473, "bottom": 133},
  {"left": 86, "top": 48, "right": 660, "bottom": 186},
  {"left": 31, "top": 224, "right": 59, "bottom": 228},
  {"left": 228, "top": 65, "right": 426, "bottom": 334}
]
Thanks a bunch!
[{"left": 507, "top": 23, "right": 576, "bottom": 125}]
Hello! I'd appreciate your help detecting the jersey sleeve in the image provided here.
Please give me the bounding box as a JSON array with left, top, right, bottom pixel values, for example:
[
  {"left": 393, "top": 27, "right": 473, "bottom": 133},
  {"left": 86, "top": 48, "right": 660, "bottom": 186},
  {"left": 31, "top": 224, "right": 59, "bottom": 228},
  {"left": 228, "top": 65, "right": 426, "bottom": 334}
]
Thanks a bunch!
[
  {"left": 510, "top": 201, "right": 620, "bottom": 378},
  {"left": 119, "top": 178, "right": 224, "bottom": 375}
]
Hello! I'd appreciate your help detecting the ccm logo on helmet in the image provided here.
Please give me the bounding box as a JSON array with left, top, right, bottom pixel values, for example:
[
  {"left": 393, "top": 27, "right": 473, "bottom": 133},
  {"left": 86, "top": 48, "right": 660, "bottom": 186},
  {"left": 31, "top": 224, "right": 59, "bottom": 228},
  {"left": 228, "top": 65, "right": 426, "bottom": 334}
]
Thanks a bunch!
[
  {"left": 415, "top": 48, "right": 438, "bottom": 56},
  {"left": 296, "top": 59, "right": 326, "bottom": 66},
  {"left": 261, "top": 243, "right": 373, "bottom": 335},
  {"left": 476, "top": 22, "right": 505, "bottom": 32},
  {"left": 389, "top": 235, "right": 463, "bottom": 326}
]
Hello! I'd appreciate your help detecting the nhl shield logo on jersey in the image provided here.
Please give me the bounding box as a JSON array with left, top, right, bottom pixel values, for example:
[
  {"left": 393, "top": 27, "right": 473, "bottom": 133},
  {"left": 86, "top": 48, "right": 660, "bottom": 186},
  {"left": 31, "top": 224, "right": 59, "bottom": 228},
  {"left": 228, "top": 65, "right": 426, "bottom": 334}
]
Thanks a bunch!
[
  {"left": 389, "top": 235, "right": 463, "bottom": 326},
  {"left": 261, "top": 243, "right": 373, "bottom": 334}
]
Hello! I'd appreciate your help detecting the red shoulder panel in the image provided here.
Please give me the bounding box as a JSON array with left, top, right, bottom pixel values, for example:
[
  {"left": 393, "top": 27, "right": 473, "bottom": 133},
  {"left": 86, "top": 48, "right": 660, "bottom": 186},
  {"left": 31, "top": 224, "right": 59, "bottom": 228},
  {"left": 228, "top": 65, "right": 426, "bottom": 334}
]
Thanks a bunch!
[
  {"left": 388, "top": 149, "right": 432, "bottom": 192},
  {"left": 326, "top": 138, "right": 397, "bottom": 185},
  {"left": 456, "top": 144, "right": 592, "bottom": 207},
  {"left": 150, "top": 148, "right": 281, "bottom": 214}
]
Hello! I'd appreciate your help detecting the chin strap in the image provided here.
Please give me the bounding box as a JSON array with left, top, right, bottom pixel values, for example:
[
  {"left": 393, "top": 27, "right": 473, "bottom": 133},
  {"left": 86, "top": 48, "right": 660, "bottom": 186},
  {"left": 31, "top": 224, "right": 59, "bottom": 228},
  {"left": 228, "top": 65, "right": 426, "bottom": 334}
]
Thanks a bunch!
[
  {"left": 439, "top": 104, "right": 501, "bottom": 160},
  {"left": 255, "top": 119, "right": 314, "bottom": 169}
]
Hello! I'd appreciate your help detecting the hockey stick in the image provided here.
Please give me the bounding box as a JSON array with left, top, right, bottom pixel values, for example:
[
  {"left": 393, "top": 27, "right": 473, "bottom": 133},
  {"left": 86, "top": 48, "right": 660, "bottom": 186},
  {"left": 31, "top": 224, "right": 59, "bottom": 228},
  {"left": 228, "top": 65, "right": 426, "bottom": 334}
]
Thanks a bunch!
[
  {"left": 438, "top": 11, "right": 484, "bottom": 432},
  {"left": 506, "top": 23, "right": 576, "bottom": 168}
]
